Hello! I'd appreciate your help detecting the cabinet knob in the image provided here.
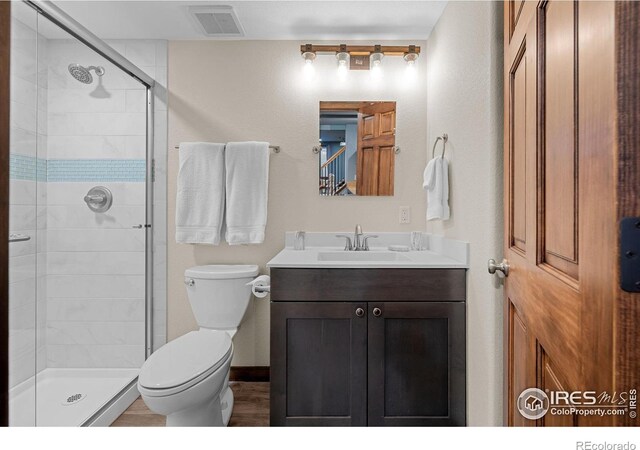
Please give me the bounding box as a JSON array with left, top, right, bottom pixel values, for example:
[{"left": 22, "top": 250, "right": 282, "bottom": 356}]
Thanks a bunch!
[
  {"left": 355, "top": 307, "right": 365, "bottom": 317},
  {"left": 372, "top": 307, "right": 382, "bottom": 317}
]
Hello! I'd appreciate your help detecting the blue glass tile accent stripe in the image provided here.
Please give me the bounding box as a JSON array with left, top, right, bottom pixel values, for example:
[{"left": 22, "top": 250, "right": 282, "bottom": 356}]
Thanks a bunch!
[
  {"left": 47, "top": 159, "right": 146, "bottom": 182},
  {"left": 10, "top": 154, "right": 46, "bottom": 182},
  {"left": 9, "top": 154, "right": 146, "bottom": 182}
]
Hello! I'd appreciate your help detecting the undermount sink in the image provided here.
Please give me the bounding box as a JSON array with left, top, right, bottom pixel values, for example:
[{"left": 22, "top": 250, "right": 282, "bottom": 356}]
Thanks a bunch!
[{"left": 317, "top": 251, "right": 411, "bottom": 262}]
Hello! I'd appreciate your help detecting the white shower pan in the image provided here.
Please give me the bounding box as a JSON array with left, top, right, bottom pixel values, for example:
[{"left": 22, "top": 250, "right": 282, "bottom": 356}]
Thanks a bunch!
[{"left": 9, "top": 368, "right": 139, "bottom": 426}]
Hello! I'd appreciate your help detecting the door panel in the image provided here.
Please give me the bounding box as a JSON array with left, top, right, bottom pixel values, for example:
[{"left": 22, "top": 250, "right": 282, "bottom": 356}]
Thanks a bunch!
[
  {"left": 540, "top": 350, "right": 577, "bottom": 427},
  {"left": 362, "top": 115, "right": 375, "bottom": 140},
  {"left": 510, "top": 43, "right": 528, "bottom": 253},
  {"left": 359, "top": 146, "right": 378, "bottom": 196},
  {"left": 377, "top": 146, "right": 394, "bottom": 196},
  {"left": 508, "top": 302, "right": 535, "bottom": 427},
  {"left": 270, "top": 302, "right": 367, "bottom": 426},
  {"left": 368, "top": 302, "right": 465, "bottom": 426},
  {"left": 378, "top": 110, "right": 395, "bottom": 136},
  {"left": 542, "top": 0, "right": 579, "bottom": 278}
]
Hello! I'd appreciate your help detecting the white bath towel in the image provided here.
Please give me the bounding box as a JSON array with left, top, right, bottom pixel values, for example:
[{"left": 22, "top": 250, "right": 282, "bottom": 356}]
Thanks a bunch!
[
  {"left": 175, "top": 142, "right": 225, "bottom": 244},
  {"left": 423, "top": 157, "right": 450, "bottom": 221},
  {"left": 225, "top": 141, "right": 270, "bottom": 245}
]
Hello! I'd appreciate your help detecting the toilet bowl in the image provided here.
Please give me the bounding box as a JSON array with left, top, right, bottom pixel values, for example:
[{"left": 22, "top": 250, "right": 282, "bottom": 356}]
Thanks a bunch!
[{"left": 137, "top": 264, "right": 259, "bottom": 426}]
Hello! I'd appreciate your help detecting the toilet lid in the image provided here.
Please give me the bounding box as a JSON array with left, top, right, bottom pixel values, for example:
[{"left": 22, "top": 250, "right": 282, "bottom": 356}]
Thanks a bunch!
[
  {"left": 139, "top": 331, "right": 232, "bottom": 390},
  {"left": 184, "top": 264, "right": 259, "bottom": 280}
]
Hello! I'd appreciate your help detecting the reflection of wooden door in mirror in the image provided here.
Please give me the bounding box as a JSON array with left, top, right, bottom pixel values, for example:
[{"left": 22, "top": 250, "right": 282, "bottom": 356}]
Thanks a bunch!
[{"left": 357, "top": 102, "right": 396, "bottom": 196}]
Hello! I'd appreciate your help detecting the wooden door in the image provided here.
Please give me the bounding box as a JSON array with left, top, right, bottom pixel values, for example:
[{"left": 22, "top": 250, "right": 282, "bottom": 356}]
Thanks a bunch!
[
  {"left": 356, "top": 102, "right": 396, "bottom": 196},
  {"left": 270, "top": 302, "right": 367, "bottom": 426},
  {"left": 367, "top": 302, "right": 466, "bottom": 426},
  {"left": 502, "top": 0, "right": 623, "bottom": 426}
]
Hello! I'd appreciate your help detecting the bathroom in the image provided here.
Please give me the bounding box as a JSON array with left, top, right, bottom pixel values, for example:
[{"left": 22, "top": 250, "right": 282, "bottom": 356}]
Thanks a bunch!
[{"left": 1, "top": 0, "right": 638, "bottom": 444}]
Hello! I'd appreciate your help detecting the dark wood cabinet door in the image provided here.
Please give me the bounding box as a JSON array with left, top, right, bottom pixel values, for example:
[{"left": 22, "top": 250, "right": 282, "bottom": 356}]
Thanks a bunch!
[
  {"left": 367, "top": 302, "right": 466, "bottom": 426},
  {"left": 270, "top": 302, "right": 367, "bottom": 426}
]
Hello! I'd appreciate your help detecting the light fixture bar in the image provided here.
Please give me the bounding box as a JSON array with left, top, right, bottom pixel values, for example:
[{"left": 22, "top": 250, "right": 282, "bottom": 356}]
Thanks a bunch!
[{"left": 300, "top": 44, "right": 421, "bottom": 57}]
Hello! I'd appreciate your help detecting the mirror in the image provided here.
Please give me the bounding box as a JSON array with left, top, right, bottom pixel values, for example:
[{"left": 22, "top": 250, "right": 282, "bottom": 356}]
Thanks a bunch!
[{"left": 319, "top": 101, "right": 396, "bottom": 196}]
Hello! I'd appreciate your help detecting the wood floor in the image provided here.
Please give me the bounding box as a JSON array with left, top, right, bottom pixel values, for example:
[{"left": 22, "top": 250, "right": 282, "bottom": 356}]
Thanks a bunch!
[{"left": 111, "top": 382, "right": 269, "bottom": 427}]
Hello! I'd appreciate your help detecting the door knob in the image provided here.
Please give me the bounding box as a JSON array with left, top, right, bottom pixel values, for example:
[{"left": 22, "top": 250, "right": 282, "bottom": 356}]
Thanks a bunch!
[
  {"left": 355, "top": 307, "right": 365, "bottom": 317},
  {"left": 372, "top": 307, "right": 382, "bottom": 317},
  {"left": 488, "top": 258, "right": 510, "bottom": 276}
]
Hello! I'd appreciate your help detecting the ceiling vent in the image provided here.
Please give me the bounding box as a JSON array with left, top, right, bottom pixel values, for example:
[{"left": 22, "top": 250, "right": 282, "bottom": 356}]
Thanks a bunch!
[{"left": 188, "top": 6, "right": 245, "bottom": 37}]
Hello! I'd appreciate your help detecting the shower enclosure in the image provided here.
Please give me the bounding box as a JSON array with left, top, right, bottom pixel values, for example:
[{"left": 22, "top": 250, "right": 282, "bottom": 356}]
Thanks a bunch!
[{"left": 8, "top": 1, "right": 155, "bottom": 426}]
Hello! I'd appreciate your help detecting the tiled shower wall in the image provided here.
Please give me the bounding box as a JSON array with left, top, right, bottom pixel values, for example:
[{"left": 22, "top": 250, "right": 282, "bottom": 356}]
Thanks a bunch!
[
  {"left": 44, "top": 39, "right": 168, "bottom": 368},
  {"left": 9, "top": 18, "right": 168, "bottom": 383},
  {"left": 8, "top": 13, "right": 48, "bottom": 389}
]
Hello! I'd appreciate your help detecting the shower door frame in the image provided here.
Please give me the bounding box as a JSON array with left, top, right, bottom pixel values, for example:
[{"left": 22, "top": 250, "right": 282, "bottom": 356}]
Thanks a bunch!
[
  {"left": 23, "top": 0, "right": 157, "bottom": 359},
  {"left": 1, "top": 0, "right": 11, "bottom": 428}
]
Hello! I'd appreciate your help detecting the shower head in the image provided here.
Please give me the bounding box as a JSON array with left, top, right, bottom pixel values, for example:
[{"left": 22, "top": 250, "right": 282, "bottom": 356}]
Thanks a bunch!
[{"left": 68, "top": 64, "right": 105, "bottom": 84}]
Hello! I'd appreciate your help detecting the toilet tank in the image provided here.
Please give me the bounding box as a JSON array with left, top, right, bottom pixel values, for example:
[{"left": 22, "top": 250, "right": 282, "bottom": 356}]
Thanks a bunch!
[{"left": 184, "top": 265, "right": 259, "bottom": 330}]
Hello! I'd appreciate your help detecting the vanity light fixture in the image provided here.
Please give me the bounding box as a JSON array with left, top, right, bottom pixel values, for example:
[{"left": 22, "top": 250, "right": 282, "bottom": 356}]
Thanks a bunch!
[
  {"left": 403, "top": 45, "right": 419, "bottom": 66},
  {"left": 300, "top": 44, "right": 420, "bottom": 72},
  {"left": 336, "top": 44, "right": 350, "bottom": 74},
  {"left": 301, "top": 44, "right": 316, "bottom": 65},
  {"left": 370, "top": 45, "right": 384, "bottom": 78},
  {"left": 370, "top": 45, "right": 384, "bottom": 67}
]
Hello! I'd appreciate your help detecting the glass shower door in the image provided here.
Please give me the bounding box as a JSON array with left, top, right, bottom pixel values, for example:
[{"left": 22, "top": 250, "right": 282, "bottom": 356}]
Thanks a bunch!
[
  {"left": 8, "top": 1, "right": 40, "bottom": 426},
  {"left": 9, "top": 2, "right": 150, "bottom": 426}
]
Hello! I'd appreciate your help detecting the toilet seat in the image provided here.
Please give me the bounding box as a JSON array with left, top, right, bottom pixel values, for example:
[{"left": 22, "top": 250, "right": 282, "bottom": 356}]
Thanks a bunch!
[{"left": 138, "top": 331, "right": 232, "bottom": 397}]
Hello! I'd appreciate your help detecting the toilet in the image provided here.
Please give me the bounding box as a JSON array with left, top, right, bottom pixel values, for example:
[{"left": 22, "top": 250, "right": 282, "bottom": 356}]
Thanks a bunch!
[{"left": 137, "top": 264, "right": 259, "bottom": 426}]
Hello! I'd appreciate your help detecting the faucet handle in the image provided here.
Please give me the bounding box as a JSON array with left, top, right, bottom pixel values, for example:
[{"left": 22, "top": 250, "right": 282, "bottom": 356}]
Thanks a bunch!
[
  {"left": 361, "top": 235, "right": 379, "bottom": 251},
  {"left": 335, "top": 234, "right": 354, "bottom": 251},
  {"left": 355, "top": 224, "right": 363, "bottom": 234}
]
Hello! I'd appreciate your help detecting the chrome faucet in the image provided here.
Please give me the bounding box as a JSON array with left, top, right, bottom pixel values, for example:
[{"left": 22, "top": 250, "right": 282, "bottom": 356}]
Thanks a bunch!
[
  {"left": 336, "top": 224, "right": 378, "bottom": 251},
  {"left": 354, "top": 224, "right": 363, "bottom": 250}
]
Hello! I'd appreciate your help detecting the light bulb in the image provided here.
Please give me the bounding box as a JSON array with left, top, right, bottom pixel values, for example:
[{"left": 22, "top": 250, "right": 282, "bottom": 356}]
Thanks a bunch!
[{"left": 336, "top": 51, "right": 350, "bottom": 78}]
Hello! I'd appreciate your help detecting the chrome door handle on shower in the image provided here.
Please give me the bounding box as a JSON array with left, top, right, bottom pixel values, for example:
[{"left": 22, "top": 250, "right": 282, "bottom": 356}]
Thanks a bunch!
[{"left": 9, "top": 233, "right": 31, "bottom": 243}]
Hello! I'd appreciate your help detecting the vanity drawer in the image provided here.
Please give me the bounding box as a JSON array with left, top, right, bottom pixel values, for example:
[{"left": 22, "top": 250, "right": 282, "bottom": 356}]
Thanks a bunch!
[{"left": 270, "top": 268, "right": 466, "bottom": 302}]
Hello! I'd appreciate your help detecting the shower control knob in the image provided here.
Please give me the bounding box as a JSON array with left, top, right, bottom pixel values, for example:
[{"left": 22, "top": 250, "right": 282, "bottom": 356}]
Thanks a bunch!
[
  {"left": 84, "top": 186, "right": 112, "bottom": 213},
  {"left": 355, "top": 307, "right": 365, "bottom": 317}
]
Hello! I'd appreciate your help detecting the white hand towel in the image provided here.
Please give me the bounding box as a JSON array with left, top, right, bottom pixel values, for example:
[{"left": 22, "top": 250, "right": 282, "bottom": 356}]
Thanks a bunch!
[
  {"left": 225, "top": 141, "right": 270, "bottom": 245},
  {"left": 175, "top": 142, "right": 225, "bottom": 245},
  {"left": 424, "top": 157, "right": 450, "bottom": 221}
]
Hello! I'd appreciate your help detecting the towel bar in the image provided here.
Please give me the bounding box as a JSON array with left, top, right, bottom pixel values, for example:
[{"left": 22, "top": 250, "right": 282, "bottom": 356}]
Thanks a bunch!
[{"left": 174, "top": 144, "right": 280, "bottom": 153}]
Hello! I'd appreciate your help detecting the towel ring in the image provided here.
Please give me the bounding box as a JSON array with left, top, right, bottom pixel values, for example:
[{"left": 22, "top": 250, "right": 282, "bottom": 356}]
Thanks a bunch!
[{"left": 431, "top": 133, "right": 448, "bottom": 159}]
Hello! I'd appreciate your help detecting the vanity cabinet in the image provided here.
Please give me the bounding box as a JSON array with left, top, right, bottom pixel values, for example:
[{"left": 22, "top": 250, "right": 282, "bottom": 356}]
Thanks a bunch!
[{"left": 269, "top": 268, "right": 466, "bottom": 427}]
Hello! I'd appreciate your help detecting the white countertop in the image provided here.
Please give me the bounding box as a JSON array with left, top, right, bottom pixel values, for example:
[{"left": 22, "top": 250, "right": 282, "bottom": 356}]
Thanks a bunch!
[{"left": 267, "top": 232, "right": 469, "bottom": 269}]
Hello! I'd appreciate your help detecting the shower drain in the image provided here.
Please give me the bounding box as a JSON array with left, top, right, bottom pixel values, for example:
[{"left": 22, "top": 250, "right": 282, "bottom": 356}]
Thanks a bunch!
[{"left": 61, "top": 393, "right": 87, "bottom": 406}]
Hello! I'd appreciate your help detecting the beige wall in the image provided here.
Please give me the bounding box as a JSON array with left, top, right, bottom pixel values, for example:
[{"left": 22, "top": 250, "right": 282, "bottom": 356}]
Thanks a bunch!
[
  {"left": 167, "top": 40, "right": 429, "bottom": 366},
  {"left": 426, "top": 2, "right": 504, "bottom": 425}
]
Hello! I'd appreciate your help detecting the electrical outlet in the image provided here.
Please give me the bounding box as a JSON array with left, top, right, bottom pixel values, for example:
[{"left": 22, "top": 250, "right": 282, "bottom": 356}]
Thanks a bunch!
[{"left": 399, "top": 206, "right": 411, "bottom": 224}]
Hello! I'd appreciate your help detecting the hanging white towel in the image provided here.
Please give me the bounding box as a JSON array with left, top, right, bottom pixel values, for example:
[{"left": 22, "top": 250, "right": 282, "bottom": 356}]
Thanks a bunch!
[
  {"left": 423, "top": 157, "right": 450, "bottom": 221},
  {"left": 225, "top": 141, "right": 270, "bottom": 245},
  {"left": 175, "top": 142, "right": 225, "bottom": 245}
]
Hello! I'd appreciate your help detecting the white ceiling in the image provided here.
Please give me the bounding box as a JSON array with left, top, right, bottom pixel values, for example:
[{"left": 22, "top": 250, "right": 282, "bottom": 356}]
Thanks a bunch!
[{"left": 50, "top": 0, "right": 447, "bottom": 40}]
